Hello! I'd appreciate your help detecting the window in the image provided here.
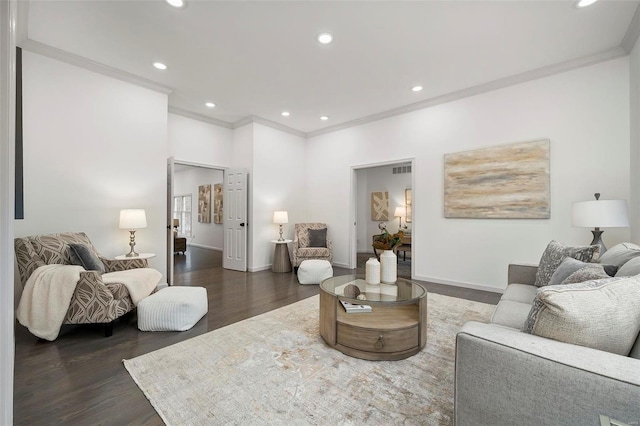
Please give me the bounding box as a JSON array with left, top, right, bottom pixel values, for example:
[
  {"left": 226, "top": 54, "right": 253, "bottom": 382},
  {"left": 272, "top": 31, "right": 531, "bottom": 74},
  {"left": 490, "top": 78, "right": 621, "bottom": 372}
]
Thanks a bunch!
[{"left": 173, "top": 194, "right": 192, "bottom": 237}]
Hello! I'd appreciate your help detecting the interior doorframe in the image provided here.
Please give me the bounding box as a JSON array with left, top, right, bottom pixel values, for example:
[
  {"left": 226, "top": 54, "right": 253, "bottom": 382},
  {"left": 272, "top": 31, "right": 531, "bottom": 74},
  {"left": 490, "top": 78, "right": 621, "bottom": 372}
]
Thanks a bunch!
[
  {"left": 350, "top": 158, "right": 416, "bottom": 277},
  {"left": 168, "top": 159, "right": 227, "bottom": 282}
]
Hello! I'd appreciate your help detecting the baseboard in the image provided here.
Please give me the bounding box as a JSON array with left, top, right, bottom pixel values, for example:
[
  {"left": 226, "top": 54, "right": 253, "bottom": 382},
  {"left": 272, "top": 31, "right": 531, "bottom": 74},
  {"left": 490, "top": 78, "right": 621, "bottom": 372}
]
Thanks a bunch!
[
  {"left": 248, "top": 265, "right": 272, "bottom": 272},
  {"left": 187, "top": 243, "right": 222, "bottom": 251},
  {"left": 332, "top": 262, "right": 350, "bottom": 269},
  {"left": 412, "top": 274, "right": 504, "bottom": 294}
]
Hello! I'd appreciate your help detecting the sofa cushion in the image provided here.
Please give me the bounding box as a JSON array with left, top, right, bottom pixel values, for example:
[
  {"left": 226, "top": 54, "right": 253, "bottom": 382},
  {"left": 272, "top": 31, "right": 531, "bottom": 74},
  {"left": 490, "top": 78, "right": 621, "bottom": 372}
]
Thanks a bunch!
[
  {"left": 491, "top": 300, "right": 533, "bottom": 330},
  {"left": 549, "top": 257, "right": 616, "bottom": 285},
  {"left": 615, "top": 256, "right": 640, "bottom": 277},
  {"left": 598, "top": 242, "right": 640, "bottom": 268},
  {"left": 501, "top": 283, "right": 537, "bottom": 305},
  {"left": 524, "top": 276, "right": 640, "bottom": 356},
  {"left": 68, "top": 243, "right": 106, "bottom": 274},
  {"left": 534, "top": 240, "right": 599, "bottom": 287},
  {"left": 560, "top": 264, "right": 610, "bottom": 285}
]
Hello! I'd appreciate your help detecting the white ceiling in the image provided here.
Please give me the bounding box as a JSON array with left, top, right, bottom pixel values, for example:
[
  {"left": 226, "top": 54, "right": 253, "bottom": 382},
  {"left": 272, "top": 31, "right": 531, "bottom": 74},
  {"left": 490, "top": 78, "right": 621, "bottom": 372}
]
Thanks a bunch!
[{"left": 21, "top": 0, "right": 640, "bottom": 135}]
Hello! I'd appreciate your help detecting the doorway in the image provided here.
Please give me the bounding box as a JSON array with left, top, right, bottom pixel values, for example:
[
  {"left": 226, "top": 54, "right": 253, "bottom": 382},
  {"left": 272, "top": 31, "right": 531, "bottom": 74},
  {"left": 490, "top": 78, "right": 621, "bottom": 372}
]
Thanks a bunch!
[
  {"left": 169, "top": 161, "right": 225, "bottom": 284},
  {"left": 351, "top": 159, "right": 415, "bottom": 278}
]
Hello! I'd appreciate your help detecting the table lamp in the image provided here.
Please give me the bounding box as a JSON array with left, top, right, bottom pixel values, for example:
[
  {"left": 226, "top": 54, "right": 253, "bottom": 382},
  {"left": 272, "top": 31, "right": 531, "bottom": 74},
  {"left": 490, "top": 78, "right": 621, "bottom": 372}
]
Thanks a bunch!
[
  {"left": 273, "top": 211, "right": 288, "bottom": 241},
  {"left": 119, "top": 209, "right": 147, "bottom": 257},
  {"left": 571, "top": 193, "right": 629, "bottom": 255},
  {"left": 173, "top": 218, "right": 179, "bottom": 234},
  {"left": 394, "top": 206, "right": 407, "bottom": 230}
]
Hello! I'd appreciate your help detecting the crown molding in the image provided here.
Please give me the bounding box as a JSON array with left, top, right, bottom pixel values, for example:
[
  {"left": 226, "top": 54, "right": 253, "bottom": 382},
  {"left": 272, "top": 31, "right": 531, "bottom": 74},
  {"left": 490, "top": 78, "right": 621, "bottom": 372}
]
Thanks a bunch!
[
  {"left": 232, "top": 115, "right": 306, "bottom": 138},
  {"left": 19, "top": 39, "right": 173, "bottom": 95},
  {"left": 307, "top": 47, "right": 626, "bottom": 138},
  {"left": 168, "top": 106, "right": 233, "bottom": 129},
  {"left": 621, "top": 3, "right": 640, "bottom": 54}
]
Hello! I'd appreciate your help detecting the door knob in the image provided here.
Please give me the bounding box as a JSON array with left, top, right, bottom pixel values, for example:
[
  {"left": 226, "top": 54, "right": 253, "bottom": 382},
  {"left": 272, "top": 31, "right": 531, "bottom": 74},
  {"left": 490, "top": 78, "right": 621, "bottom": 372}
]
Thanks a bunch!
[{"left": 240, "top": 223, "right": 245, "bottom": 227}]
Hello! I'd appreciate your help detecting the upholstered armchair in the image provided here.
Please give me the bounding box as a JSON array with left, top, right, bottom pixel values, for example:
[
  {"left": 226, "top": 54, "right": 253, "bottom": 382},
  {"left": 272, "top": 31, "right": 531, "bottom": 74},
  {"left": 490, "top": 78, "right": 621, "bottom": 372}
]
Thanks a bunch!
[
  {"left": 292, "top": 223, "right": 333, "bottom": 269},
  {"left": 15, "top": 232, "right": 160, "bottom": 338}
]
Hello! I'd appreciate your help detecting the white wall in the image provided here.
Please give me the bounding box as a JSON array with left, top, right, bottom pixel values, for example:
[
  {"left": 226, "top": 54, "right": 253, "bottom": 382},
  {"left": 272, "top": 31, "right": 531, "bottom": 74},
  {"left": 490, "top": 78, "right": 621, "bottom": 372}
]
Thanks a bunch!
[
  {"left": 168, "top": 113, "right": 232, "bottom": 168},
  {"left": 0, "top": 1, "right": 15, "bottom": 423},
  {"left": 252, "top": 123, "right": 306, "bottom": 270},
  {"left": 307, "top": 57, "right": 631, "bottom": 292},
  {"left": 232, "top": 123, "right": 254, "bottom": 268},
  {"left": 356, "top": 164, "right": 412, "bottom": 252},
  {"left": 16, "top": 51, "right": 168, "bottom": 279},
  {"left": 630, "top": 39, "right": 640, "bottom": 243},
  {"left": 173, "top": 166, "right": 224, "bottom": 250}
]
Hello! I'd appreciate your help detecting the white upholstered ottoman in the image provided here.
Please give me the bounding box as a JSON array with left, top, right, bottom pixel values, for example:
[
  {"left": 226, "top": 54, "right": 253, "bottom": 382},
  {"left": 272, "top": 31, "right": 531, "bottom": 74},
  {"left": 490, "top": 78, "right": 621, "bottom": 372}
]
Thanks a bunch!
[
  {"left": 298, "top": 259, "right": 333, "bottom": 285},
  {"left": 137, "top": 286, "right": 208, "bottom": 331}
]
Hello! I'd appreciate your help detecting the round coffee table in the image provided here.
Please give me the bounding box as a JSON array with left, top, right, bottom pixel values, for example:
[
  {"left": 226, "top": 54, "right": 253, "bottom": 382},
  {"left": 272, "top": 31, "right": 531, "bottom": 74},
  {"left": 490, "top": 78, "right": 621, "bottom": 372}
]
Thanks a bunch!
[{"left": 319, "top": 275, "right": 427, "bottom": 361}]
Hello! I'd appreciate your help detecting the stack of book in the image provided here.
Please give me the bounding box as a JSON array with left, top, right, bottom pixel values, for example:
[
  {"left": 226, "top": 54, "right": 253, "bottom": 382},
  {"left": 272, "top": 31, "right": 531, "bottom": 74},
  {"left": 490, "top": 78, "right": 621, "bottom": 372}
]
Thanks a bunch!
[{"left": 340, "top": 300, "right": 372, "bottom": 313}]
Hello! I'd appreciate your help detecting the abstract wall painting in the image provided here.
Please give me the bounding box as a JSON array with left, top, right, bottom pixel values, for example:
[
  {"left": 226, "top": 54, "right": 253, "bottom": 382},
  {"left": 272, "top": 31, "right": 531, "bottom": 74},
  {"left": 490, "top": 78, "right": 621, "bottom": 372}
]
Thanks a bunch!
[
  {"left": 405, "top": 188, "right": 412, "bottom": 223},
  {"left": 198, "top": 184, "right": 212, "bottom": 223},
  {"left": 444, "top": 139, "right": 550, "bottom": 219},
  {"left": 213, "top": 183, "right": 223, "bottom": 224},
  {"left": 371, "top": 191, "right": 389, "bottom": 221}
]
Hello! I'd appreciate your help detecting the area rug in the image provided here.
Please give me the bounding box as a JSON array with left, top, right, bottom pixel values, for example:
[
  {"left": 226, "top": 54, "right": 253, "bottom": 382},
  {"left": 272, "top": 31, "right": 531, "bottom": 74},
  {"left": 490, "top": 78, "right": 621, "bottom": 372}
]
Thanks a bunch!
[{"left": 123, "top": 292, "right": 494, "bottom": 425}]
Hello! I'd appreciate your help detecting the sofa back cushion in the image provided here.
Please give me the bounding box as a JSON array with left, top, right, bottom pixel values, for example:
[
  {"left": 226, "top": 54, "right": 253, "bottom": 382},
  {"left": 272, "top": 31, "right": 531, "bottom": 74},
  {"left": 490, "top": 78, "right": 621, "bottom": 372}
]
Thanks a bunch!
[
  {"left": 525, "top": 276, "right": 640, "bottom": 356},
  {"left": 14, "top": 232, "right": 99, "bottom": 285},
  {"left": 598, "top": 242, "right": 640, "bottom": 268}
]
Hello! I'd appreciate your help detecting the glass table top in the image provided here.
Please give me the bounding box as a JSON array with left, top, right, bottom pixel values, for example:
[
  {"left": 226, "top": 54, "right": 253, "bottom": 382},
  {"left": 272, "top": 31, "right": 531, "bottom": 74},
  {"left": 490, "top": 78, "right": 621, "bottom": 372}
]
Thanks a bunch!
[{"left": 320, "top": 275, "right": 426, "bottom": 304}]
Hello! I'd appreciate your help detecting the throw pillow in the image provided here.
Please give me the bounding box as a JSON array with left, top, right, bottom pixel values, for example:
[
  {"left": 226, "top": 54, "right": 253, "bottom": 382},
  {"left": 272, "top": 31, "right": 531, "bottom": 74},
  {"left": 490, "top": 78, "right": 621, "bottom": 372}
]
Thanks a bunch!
[
  {"left": 616, "top": 256, "right": 640, "bottom": 277},
  {"left": 524, "top": 275, "right": 640, "bottom": 356},
  {"left": 560, "top": 264, "right": 610, "bottom": 284},
  {"left": 548, "top": 257, "right": 617, "bottom": 285},
  {"left": 598, "top": 242, "right": 640, "bottom": 268},
  {"left": 308, "top": 228, "right": 327, "bottom": 248},
  {"left": 68, "top": 244, "right": 105, "bottom": 274},
  {"left": 534, "top": 240, "right": 599, "bottom": 287}
]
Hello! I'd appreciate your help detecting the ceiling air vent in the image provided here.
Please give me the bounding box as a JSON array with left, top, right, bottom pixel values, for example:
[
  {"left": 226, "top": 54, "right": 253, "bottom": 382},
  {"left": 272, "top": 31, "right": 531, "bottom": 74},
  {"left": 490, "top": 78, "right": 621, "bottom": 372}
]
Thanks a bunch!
[{"left": 392, "top": 165, "right": 411, "bottom": 175}]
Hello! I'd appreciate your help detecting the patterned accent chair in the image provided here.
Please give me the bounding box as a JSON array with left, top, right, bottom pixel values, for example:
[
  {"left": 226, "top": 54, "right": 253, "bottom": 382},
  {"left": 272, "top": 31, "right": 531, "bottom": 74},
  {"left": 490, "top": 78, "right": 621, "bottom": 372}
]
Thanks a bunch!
[
  {"left": 292, "top": 223, "right": 333, "bottom": 269},
  {"left": 15, "top": 232, "right": 150, "bottom": 337}
]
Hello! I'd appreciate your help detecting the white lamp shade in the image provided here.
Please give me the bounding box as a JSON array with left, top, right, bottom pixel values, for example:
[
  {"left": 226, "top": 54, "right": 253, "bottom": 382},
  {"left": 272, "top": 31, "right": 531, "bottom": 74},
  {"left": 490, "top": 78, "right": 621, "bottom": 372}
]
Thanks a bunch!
[
  {"left": 394, "top": 206, "right": 406, "bottom": 218},
  {"left": 273, "top": 211, "right": 288, "bottom": 224},
  {"left": 571, "top": 199, "right": 629, "bottom": 228},
  {"left": 119, "top": 209, "right": 147, "bottom": 229}
]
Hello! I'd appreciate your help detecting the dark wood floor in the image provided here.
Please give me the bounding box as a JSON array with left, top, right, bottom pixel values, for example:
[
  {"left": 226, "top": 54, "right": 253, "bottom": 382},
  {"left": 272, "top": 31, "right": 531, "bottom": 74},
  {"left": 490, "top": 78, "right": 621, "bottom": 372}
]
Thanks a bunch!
[{"left": 13, "top": 247, "right": 500, "bottom": 425}]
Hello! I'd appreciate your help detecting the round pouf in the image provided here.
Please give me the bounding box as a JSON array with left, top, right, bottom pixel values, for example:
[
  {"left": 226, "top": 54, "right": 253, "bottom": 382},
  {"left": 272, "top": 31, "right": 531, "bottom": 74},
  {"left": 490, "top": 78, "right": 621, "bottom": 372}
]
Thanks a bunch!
[
  {"left": 298, "top": 259, "right": 333, "bottom": 285},
  {"left": 138, "top": 286, "right": 208, "bottom": 331}
]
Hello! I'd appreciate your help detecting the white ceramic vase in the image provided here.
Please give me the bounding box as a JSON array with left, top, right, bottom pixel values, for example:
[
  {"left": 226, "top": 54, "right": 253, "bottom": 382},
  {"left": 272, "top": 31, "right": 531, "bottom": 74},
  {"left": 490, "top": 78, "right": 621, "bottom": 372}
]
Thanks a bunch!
[
  {"left": 365, "top": 257, "right": 381, "bottom": 284},
  {"left": 380, "top": 250, "right": 397, "bottom": 284}
]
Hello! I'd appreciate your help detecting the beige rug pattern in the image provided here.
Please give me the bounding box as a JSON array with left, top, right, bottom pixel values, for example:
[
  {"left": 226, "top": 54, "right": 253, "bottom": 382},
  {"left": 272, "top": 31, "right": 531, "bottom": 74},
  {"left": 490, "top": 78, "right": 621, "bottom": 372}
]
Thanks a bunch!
[{"left": 123, "top": 293, "right": 494, "bottom": 425}]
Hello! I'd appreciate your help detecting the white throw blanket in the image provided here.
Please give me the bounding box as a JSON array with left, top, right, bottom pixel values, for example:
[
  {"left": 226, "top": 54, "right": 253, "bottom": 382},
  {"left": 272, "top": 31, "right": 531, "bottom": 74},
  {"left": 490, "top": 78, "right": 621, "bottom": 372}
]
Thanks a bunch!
[
  {"left": 16, "top": 264, "right": 84, "bottom": 341},
  {"left": 102, "top": 268, "right": 162, "bottom": 305}
]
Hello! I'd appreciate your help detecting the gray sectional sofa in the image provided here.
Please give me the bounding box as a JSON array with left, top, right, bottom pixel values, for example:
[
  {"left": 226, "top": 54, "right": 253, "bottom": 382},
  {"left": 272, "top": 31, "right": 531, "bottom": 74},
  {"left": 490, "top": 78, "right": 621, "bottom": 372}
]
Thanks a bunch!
[{"left": 454, "top": 262, "right": 640, "bottom": 426}]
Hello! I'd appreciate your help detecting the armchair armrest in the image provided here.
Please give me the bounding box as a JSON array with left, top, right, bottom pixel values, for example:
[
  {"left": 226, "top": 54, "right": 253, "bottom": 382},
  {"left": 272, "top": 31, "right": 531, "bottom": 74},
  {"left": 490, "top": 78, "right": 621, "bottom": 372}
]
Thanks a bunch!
[
  {"left": 455, "top": 321, "right": 640, "bottom": 426},
  {"left": 101, "top": 256, "right": 148, "bottom": 273},
  {"left": 508, "top": 262, "right": 538, "bottom": 285},
  {"left": 67, "top": 271, "right": 133, "bottom": 323}
]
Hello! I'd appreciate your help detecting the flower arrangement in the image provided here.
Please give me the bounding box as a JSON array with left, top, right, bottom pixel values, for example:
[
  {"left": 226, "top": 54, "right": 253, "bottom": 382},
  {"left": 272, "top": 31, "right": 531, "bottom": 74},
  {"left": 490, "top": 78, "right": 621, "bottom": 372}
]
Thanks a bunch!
[{"left": 372, "top": 228, "right": 405, "bottom": 251}]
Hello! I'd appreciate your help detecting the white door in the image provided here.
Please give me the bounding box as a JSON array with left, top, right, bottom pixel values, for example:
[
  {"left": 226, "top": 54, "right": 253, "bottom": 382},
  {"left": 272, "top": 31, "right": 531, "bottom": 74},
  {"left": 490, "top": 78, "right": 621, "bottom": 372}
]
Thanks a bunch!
[
  {"left": 223, "top": 169, "right": 248, "bottom": 271},
  {"left": 166, "top": 157, "right": 174, "bottom": 285}
]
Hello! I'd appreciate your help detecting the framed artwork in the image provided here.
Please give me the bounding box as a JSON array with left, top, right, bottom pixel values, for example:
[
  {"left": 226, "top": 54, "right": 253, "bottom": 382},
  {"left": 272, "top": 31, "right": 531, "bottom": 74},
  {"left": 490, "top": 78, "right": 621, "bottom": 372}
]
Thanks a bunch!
[
  {"left": 213, "top": 183, "right": 223, "bottom": 224},
  {"left": 444, "top": 139, "right": 550, "bottom": 219},
  {"left": 371, "top": 191, "right": 389, "bottom": 221},
  {"left": 405, "top": 188, "right": 412, "bottom": 223},
  {"left": 198, "top": 184, "right": 211, "bottom": 223}
]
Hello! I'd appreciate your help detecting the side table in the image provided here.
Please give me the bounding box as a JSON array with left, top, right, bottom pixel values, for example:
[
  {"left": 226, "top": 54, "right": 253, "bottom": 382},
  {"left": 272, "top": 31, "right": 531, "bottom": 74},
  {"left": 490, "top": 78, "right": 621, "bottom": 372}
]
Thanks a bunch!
[
  {"left": 270, "top": 239, "right": 292, "bottom": 273},
  {"left": 115, "top": 253, "right": 156, "bottom": 260}
]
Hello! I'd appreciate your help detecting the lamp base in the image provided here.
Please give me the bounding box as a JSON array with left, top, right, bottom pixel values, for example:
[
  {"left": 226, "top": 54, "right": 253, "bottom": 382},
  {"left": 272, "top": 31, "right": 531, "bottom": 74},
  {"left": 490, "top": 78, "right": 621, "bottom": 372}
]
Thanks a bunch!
[
  {"left": 590, "top": 228, "right": 606, "bottom": 256},
  {"left": 126, "top": 230, "right": 139, "bottom": 257}
]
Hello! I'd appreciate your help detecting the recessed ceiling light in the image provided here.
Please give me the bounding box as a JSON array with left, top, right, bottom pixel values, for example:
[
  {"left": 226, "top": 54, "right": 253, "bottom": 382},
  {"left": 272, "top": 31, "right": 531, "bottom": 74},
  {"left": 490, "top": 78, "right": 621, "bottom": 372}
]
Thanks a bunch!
[
  {"left": 166, "top": 0, "right": 185, "bottom": 8},
  {"left": 281, "top": 111, "right": 290, "bottom": 117},
  {"left": 153, "top": 62, "right": 167, "bottom": 70},
  {"left": 320, "top": 115, "right": 329, "bottom": 121},
  {"left": 205, "top": 102, "right": 215, "bottom": 108},
  {"left": 576, "top": 0, "right": 598, "bottom": 7},
  {"left": 412, "top": 85, "right": 423, "bottom": 92},
  {"left": 317, "top": 33, "right": 334, "bottom": 44}
]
